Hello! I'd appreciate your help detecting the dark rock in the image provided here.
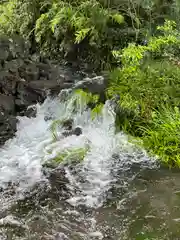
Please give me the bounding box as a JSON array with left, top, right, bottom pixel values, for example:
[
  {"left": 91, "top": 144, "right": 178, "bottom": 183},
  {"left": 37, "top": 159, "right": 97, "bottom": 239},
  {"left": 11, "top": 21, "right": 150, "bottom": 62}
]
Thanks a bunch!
[
  {"left": 19, "top": 62, "right": 40, "bottom": 81},
  {"left": 73, "top": 127, "right": 82, "bottom": 136},
  {"left": 61, "top": 118, "right": 74, "bottom": 130},
  {"left": 18, "top": 105, "right": 37, "bottom": 118},
  {"left": 16, "top": 81, "right": 45, "bottom": 110},
  {"left": 48, "top": 167, "right": 68, "bottom": 187},
  {"left": 73, "top": 75, "right": 107, "bottom": 102},
  {"left": 62, "top": 127, "right": 82, "bottom": 137},
  {"left": 0, "top": 94, "right": 15, "bottom": 114},
  {"left": 28, "top": 80, "right": 73, "bottom": 96},
  {"left": 0, "top": 115, "right": 17, "bottom": 146},
  {"left": 74, "top": 76, "right": 107, "bottom": 94},
  {"left": 0, "top": 71, "right": 18, "bottom": 95}
]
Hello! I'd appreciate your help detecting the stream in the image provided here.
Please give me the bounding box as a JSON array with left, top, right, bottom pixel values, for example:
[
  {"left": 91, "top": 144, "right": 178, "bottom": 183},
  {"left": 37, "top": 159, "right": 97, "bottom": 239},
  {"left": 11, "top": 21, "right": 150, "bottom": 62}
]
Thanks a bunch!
[{"left": 0, "top": 92, "right": 180, "bottom": 240}]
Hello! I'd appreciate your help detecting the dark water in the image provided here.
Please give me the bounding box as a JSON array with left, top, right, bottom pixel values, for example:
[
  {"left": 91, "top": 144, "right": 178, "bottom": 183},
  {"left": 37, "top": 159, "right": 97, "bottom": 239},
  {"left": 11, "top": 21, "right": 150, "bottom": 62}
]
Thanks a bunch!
[{"left": 0, "top": 166, "right": 180, "bottom": 240}]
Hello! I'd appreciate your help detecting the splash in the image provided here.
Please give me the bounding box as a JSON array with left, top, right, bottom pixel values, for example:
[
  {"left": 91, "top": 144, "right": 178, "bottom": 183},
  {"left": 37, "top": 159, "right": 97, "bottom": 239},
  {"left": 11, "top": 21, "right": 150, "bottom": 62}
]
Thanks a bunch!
[{"left": 0, "top": 90, "right": 157, "bottom": 209}]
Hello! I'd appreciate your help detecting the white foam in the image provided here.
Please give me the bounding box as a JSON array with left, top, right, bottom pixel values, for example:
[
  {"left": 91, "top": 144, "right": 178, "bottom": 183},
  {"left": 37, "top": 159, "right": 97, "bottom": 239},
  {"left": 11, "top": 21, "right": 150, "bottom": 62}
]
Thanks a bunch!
[{"left": 0, "top": 93, "right": 157, "bottom": 208}]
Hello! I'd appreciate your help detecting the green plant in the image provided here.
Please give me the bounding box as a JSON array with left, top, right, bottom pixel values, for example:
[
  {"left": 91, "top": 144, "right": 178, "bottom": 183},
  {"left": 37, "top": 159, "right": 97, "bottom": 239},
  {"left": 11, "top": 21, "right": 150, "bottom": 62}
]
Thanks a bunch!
[
  {"left": 43, "top": 146, "right": 90, "bottom": 168},
  {"left": 108, "top": 20, "right": 180, "bottom": 125},
  {"left": 141, "top": 106, "right": 180, "bottom": 167},
  {"left": 34, "top": 0, "right": 124, "bottom": 67},
  {"left": 107, "top": 20, "right": 180, "bottom": 166}
]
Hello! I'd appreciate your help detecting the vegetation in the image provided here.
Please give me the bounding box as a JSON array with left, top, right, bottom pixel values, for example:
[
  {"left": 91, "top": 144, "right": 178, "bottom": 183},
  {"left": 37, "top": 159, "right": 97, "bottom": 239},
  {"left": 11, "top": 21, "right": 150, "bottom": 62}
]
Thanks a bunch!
[
  {"left": 43, "top": 146, "right": 89, "bottom": 168},
  {"left": 107, "top": 20, "right": 180, "bottom": 167},
  {"left": 0, "top": 0, "right": 180, "bottom": 69}
]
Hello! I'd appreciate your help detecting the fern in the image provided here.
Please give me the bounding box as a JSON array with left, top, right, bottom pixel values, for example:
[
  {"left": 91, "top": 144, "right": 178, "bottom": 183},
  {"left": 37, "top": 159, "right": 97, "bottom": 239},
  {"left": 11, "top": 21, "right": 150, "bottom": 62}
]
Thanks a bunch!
[{"left": 75, "top": 28, "right": 91, "bottom": 43}]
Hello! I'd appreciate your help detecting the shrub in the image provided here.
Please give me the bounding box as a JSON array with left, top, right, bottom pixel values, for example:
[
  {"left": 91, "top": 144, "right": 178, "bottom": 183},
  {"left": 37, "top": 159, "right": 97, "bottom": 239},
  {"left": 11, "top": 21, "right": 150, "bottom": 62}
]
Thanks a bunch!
[
  {"left": 141, "top": 106, "right": 180, "bottom": 167},
  {"left": 108, "top": 20, "right": 180, "bottom": 166}
]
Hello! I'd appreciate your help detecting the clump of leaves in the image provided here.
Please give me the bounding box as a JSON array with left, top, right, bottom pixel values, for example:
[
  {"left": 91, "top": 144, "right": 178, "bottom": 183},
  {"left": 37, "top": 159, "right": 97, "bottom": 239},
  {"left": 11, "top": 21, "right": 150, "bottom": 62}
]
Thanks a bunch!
[
  {"left": 43, "top": 146, "right": 90, "bottom": 168},
  {"left": 141, "top": 106, "right": 180, "bottom": 167},
  {"left": 108, "top": 20, "right": 180, "bottom": 131},
  {"left": 34, "top": 0, "right": 124, "bottom": 67},
  {"left": 107, "top": 20, "right": 180, "bottom": 166},
  {"left": 49, "top": 89, "right": 104, "bottom": 139}
]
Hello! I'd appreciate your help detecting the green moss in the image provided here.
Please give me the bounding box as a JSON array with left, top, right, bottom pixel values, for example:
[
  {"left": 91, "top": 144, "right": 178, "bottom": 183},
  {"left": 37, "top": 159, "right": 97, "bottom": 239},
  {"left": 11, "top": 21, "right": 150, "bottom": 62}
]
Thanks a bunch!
[{"left": 43, "top": 146, "right": 89, "bottom": 169}]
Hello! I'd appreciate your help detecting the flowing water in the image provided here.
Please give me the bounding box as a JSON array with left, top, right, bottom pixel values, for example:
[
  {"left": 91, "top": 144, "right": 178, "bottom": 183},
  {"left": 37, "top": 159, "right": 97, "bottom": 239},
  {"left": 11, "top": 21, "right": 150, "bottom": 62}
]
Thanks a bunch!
[{"left": 0, "top": 91, "right": 180, "bottom": 240}]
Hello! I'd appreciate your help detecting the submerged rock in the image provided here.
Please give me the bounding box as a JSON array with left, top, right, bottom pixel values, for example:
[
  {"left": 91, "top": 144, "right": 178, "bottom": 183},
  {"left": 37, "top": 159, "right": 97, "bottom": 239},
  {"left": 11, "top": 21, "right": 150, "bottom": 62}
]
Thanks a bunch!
[
  {"left": 43, "top": 146, "right": 88, "bottom": 169},
  {"left": 62, "top": 127, "right": 83, "bottom": 137}
]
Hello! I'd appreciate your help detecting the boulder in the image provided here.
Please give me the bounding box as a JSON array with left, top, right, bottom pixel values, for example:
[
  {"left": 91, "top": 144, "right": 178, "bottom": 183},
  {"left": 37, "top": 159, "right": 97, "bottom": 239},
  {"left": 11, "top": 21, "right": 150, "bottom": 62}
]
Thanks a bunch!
[
  {"left": 0, "top": 71, "right": 18, "bottom": 95},
  {"left": 73, "top": 75, "right": 107, "bottom": 102},
  {"left": 0, "top": 114, "right": 17, "bottom": 146},
  {"left": 74, "top": 76, "right": 107, "bottom": 94},
  {"left": 0, "top": 94, "right": 17, "bottom": 145},
  {"left": 0, "top": 94, "right": 15, "bottom": 114}
]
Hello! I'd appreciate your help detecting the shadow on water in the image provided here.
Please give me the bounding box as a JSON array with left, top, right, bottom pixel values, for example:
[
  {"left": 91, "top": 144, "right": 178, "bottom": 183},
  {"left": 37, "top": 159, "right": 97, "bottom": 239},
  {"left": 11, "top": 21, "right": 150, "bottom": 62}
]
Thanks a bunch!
[{"left": 1, "top": 163, "right": 180, "bottom": 240}]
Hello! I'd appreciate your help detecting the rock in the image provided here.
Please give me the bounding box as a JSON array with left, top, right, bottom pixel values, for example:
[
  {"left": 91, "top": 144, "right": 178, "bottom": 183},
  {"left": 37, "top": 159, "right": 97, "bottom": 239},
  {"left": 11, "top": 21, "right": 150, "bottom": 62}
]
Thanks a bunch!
[
  {"left": 19, "top": 62, "right": 39, "bottom": 81},
  {"left": 73, "top": 76, "right": 107, "bottom": 102},
  {"left": 62, "top": 127, "right": 82, "bottom": 137},
  {"left": 0, "top": 94, "right": 15, "bottom": 114},
  {"left": 74, "top": 76, "right": 107, "bottom": 94},
  {"left": 48, "top": 168, "right": 68, "bottom": 187},
  {"left": 15, "top": 81, "right": 45, "bottom": 110},
  {"left": 0, "top": 115, "right": 17, "bottom": 146},
  {"left": 18, "top": 105, "right": 37, "bottom": 118},
  {"left": 0, "top": 71, "right": 18, "bottom": 95},
  {"left": 28, "top": 80, "right": 73, "bottom": 96}
]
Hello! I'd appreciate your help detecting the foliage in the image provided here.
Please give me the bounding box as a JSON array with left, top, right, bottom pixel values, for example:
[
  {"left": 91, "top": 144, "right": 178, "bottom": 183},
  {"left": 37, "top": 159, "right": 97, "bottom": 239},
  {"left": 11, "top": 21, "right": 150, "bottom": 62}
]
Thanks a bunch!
[
  {"left": 141, "top": 106, "right": 180, "bottom": 167},
  {"left": 108, "top": 20, "right": 180, "bottom": 166},
  {"left": 0, "top": 0, "right": 42, "bottom": 38},
  {"left": 1, "top": 0, "right": 180, "bottom": 68},
  {"left": 43, "top": 146, "right": 90, "bottom": 168},
  {"left": 49, "top": 89, "right": 104, "bottom": 140}
]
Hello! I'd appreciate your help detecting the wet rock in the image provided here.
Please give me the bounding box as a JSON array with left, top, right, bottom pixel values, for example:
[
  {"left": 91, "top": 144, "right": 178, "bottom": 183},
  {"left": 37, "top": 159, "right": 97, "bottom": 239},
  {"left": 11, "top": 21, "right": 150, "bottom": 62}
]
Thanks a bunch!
[
  {"left": 18, "top": 105, "right": 37, "bottom": 118},
  {"left": 16, "top": 81, "right": 45, "bottom": 110},
  {"left": 28, "top": 80, "right": 73, "bottom": 96},
  {"left": 48, "top": 168, "right": 69, "bottom": 188},
  {"left": 0, "top": 94, "right": 15, "bottom": 114},
  {"left": 0, "top": 115, "right": 17, "bottom": 146},
  {"left": 62, "top": 127, "right": 82, "bottom": 137},
  {"left": 62, "top": 118, "right": 74, "bottom": 130},
  {"left": 19, "top": 62, "right": 40, "bottom": 81},
  {"left": 0, "top": 71, "right": 18, "bottom": 95},
  {"left": 74, "top": 75, "right": 107, "bottom": 96}
]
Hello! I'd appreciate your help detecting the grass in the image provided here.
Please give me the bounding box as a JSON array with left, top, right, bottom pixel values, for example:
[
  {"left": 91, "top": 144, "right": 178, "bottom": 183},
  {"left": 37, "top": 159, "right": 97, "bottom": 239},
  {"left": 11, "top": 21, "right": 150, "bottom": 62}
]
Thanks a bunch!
[
  {"left": 107, "top": 20, "right": 180, "bottom": 167},
  {"left": 141, "top": 106, "right": 180, "bottom": 167}
]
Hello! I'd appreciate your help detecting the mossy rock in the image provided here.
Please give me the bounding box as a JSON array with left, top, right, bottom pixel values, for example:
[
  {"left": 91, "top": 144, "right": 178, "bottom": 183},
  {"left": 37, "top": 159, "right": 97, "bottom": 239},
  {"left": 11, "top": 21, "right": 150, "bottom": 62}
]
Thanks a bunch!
[{"left": 43, "top": 147, "right": 89, "bottom": 169}]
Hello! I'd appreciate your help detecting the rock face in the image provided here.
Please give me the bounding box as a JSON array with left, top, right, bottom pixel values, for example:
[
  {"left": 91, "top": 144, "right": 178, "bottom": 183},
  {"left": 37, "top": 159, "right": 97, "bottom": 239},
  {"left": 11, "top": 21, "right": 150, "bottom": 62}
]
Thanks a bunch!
[
  {"left": 73, "top": 75, "right": 107, "bottom": 102},
  {"left": 0, "top": 36, "right": 79, "bottom": 146},
  {"left": 0, "top": 36, "right": 106, "bottom": 146}
]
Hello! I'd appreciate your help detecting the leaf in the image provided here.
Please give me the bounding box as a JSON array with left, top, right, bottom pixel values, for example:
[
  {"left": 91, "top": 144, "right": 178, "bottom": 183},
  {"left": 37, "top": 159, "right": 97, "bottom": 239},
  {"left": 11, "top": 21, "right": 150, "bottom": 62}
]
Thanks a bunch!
[
  {"left": 75, "top": 27, "right": 91, "bottom": 43},
  {"left": 111, "top": 13, "right": 124, "bottom": 25}
]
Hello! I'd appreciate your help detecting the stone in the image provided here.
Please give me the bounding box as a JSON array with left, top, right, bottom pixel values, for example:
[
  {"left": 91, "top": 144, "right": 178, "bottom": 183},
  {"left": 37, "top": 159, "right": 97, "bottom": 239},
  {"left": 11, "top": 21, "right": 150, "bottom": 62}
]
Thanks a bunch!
[
  {"left": 0, "top": 94, "right": 15, "bottom": 114},
  {"left": 73, "top": 75, "right": 107, "bottom": 102},
  {"left": 0, "top": 71, "right": 18, "bottom": 95},
  {"left": 62, "top": 127, "right": 82, "bottom": 137},
  {"left": 19, "top": 62, "right": 40, "bottom": 81},
  {"left": 0, "top": 115, "right": 17, "bottom": 146},
  {"left": 28, "top": 80, "right": 73, "bottom": 96}
]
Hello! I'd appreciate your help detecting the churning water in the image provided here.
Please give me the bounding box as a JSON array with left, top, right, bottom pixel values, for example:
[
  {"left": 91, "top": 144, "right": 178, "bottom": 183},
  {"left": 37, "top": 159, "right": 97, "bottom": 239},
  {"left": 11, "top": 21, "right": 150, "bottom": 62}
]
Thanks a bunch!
[{"left": 0, "top": 92, "right": 179, "bottom": 239}]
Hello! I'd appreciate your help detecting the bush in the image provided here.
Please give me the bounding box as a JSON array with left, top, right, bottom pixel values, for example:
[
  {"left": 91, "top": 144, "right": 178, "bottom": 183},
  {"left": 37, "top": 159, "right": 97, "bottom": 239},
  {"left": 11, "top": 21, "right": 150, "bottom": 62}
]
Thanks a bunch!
[
  {"left": 141, "top": 106, "right": 180, "bottom": 167},
  {"left": 108, "top": 20, "right": 180, "bottom": 166},
  {"left": 1, "top": 0, "right": 180, "bottom": 69}
]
